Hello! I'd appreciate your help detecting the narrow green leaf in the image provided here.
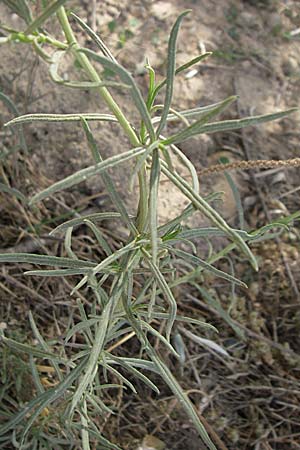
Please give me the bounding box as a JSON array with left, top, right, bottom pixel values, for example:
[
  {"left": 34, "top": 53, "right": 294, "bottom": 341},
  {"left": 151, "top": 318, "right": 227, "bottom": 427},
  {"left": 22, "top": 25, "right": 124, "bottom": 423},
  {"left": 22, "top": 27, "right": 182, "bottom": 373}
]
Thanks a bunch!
[
  {"left": 104, "top": 364, "right": 137, "bottom": 393},
  {"left": 149, "top": 149, "right": 160, "bottom": 263},
  {"left": 49, "top": 50, "right": 130, "bottom": 89},
  {"left": 29, "top": 311, "right": 63, "bottom": 381},
  {"left": 169, "top": 143, "right": 199, "bottom": 194},
  {"left": 140, "top": 320, "right": 179, "bottom": 358},
  {"left": 143, "top": 250, "right": 177, "bottom": 341},
  {"left": 22, "top": 358, "right": 87, "bottom": 439},
  {"left": 65, "top": 226, "right": 78, "bottom": 260},
  {"left": 80, "top": 401, "right": 91, "bottom": 450},
  {"left": 148, "top": 346, "right": 217, "bottom": 450},
  {"left": 169, "top": 247, "right": 247, "bottom": 287},
  {"left": 151, "top": 53, "right": 211, "bottom": 105},
  {"left": 163, "top": 95, "right": 237, "bottom": 145},
  {"left": 70, "top": 274, "right": 126, "bottom": 413},
  {"left": 71, "top": 13, "right": 117, "bottom": 63},
  {"left": 161, "top": 162, "right": 258, "bottom": 270},
  {"left": 152, "top": 98, "right": 234, "bottom": 125},
  {"left": 79, "top": 48, "right": 156, "bottom": 141},
  {"left": 25, "top": 268, "right": 91, "bottom": 276},
  {"left": 156, "top": 11, "right": 190, "bottom": 137},
  {"left": 29, "top": 146, "right": 146, "bottom": 205},
  {"left": 223, "top": 169, "right": 244, "bottom": 229},
  {"left": 2, "top": 0, "right": 32, "bottom": 24},
  {"left": 164, "top": 107, "right": 298, "bottom": 145},
  {"left": 80, "top": 117, "right": 137, "bottom": 235},
  {"left": 29, "top": 355, "right": 45, "bottom": 394},
  {"left": 5, "top": 113, "right": 118, "bottom": 128},
  {"left": 107, "top": 354, "right": 160, "bottom": 394},
  {"left": 175, "top": 52, "right": 212, "bottom": 76},
  {"left": 1, "top": 335, "right": 67, "bottom": 363},
  {"left": 71, "top": 240, "right": 142, "bottom": 293},
  {"left": 25, "top": 0, "right": 68, "bottom": 34},
  {"left": 0, "top": 183, "right": 27, "bottom": 203},
  {"left": 83, "top": 220, "right": 112, "bottom": 256},
  {"left": 150, "top": 312, "right": 218, "bottom": 332},
  {"left": 50, "top": 212, "right": 125, "bottom": 235},
  {"left": 0, "top": 253, "right": 96, "bottom": 268},
  {"left": 65, "top": 318, "right": 99, "bottom": 343}
]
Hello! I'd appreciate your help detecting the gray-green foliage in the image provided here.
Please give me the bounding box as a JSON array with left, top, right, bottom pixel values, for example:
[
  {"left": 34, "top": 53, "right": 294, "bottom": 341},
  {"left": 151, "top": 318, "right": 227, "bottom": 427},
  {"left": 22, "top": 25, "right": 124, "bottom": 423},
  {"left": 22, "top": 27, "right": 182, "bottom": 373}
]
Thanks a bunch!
[{"left": 0, "top": 3, "right": 297, "bottom": 449}]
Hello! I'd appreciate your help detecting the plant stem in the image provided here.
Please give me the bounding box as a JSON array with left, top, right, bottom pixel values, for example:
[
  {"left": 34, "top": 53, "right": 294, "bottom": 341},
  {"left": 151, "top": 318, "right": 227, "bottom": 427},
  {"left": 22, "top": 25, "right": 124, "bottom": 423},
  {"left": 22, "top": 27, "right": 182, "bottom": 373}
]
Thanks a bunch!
[
  {"left": 57, "top": 7, "right": 139, "bottom": 148},
  {"left": 56, "top": 6, "right": 148, "bottom": 232}
]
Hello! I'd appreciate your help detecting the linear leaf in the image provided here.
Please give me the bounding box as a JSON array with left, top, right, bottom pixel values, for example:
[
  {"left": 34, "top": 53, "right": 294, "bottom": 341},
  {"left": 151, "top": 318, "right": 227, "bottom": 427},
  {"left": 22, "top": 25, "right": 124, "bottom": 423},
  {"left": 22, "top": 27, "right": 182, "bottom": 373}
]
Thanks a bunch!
[
  {"left": 5, "top": 113, "right": 118, "bottom": 128},
  {"left": 0, "top": 253, "right": 96, "bottom": 268},
  {"left": 71, "top": 13, "right": 117, "bottom": 63},
  {"left": 25, "top": 268, "right": 91, "bottom": 276},
  {"left": 164, "top": 108, "right": 298, "bottom": 145},
  {"left": 29, "top": 146, "right": 146, "bottom": 205},
  {"left": 49, "top": 51, "right": 129, "bottom": 89},
  {"left": 149, "top": 149, "right": 160, "bottom": 263},
  {"left": 107, "top": 355, "right": 159, "bottom": 394},
  {"left": 104, "top": 364, "right": 137, "bottom": 393},
  {"left": 161, "top": 162, "right": 258, "bottom": 270},
  {"left": 22, "top": 358, "right": 87, "bottom": 439},
  {"left": 0, "top": 183, "right": 27, "bottom": 203},
  {"left": 50, "top": 212, "right": 125, "bottom": 235},
  {"left": 140, "top": 321, "right": 179, "bottom": 358},
  {"left": 70, "top": 274, "right": 126, "bottom": 413},
  {"left": 65, "top": 318, "right": 99, "bottom": 343},
  {"left": 79, "top": 48, "right": 156, "bottom": 141},
  {"left": 80, "top": 117, "right": 137, "bottom": 235},
  {"left": 2, "top": 0, "right": 32, "bottom": 24},
  {"left": 144, "top": 251, "right": 177, "bottom": 341},
  {"left": 25, "top": 0, "right": 68, "bottom": 34},
  {"left": 152, "top": 98, "right": 235, "bottom": 124},
  {"left": 180, "top": 327, "right": 230, "bottom": 357},
  {"left": 163, "top": 95, "right": 237, "bottom": 145},
  {"left": 1, "top": 335, "right": 67, "bottom": 363},
  {"left": 148, "top": 346, "right": 216, "bottom": 450},
  {"left": 151, "top": 52, "right": 211, "bottom": 104},
  {"left": 169, "top": 247, "right": 247, "bottom": 287},
  {"left": 156, "top": 11, "right": 190, "bottom": 136},
  {"left": 83, "top": 220, "right": 112, "bottom": 256},
  {"left": 149, "top": 312, "right": 218, "bottom": 332},
  {"left": 71, "top": 240, "right": 142, "bottom": 293}
]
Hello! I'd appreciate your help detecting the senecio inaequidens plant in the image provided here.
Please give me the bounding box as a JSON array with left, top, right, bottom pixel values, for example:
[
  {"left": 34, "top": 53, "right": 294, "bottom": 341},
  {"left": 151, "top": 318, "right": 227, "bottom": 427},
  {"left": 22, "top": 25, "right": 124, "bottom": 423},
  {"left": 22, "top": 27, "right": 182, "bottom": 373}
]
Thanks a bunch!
[{"left": 0, "top": 2, "right": 298, "bottom": 449}]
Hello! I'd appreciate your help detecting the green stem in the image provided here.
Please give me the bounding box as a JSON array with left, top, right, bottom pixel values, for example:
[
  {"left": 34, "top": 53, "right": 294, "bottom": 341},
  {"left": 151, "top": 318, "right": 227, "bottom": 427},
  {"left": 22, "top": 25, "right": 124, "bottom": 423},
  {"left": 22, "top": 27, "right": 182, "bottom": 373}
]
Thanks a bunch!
[
  {"left": 57, "top": 7, "right": 139, "bottom": 148},
  {"left": 56, "top": 6, "right": 148, "bottom": 232}
]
